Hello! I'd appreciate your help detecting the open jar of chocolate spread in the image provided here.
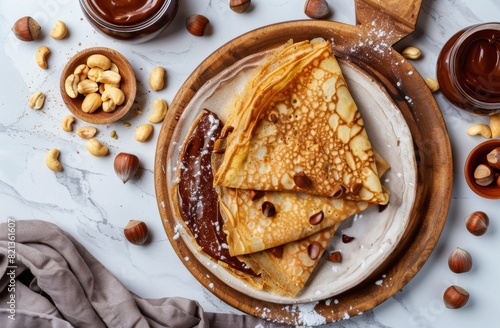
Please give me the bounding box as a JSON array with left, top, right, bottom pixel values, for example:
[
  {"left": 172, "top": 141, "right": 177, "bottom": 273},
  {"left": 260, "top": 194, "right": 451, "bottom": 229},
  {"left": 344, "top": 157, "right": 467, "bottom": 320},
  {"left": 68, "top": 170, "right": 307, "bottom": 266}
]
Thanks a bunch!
[
  {"left": 79, "top": 0, "right": 179, "bottom": 43},
  {"left": 437, "top": 23, "right": 500, "bottom": 115}
]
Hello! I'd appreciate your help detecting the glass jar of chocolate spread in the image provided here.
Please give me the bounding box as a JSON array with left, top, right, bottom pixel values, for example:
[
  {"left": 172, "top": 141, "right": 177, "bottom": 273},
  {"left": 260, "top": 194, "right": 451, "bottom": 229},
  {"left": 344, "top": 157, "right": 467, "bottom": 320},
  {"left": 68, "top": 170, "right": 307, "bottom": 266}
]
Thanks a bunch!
[
  {"left": 79, "top": 0, "right": 179, "bottom": 43},
  {"left": 437, "top": 23, "right": 500, "bottom": 115}
]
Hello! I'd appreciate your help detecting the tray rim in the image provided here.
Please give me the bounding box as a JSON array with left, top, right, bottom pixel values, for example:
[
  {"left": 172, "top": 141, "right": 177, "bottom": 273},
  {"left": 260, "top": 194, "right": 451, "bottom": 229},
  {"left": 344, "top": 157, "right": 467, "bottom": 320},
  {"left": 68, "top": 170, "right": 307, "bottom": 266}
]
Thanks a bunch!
[{"left": 154, "top": 19, "right": 452, "bottom": 325}]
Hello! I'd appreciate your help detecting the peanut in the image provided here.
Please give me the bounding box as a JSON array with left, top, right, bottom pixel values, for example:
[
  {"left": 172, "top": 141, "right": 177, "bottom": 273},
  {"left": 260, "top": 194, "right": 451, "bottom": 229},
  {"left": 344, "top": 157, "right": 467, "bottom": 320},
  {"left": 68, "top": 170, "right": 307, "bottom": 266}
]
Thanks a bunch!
[
  {"left": 74, "top": 64, "right": 90, "bottom": 81},
  {"left": 86, "top": 139, "right": 108, "bottom": 157},
  {"left": 61, "top": 115, "right": 75, "bottom": 132},
  {"left": 401, "top": 46, "right": 422, "bottom": 60},
  {"left": 467, "top": 124, "right": 491, "bottom": 138},
  {"left": 81, "top": 93, "right": 102, "bottom": 113},
  {"left": 76, "top": 126, "right": 97, "bottom": 139},
  {"left": 425, "top": 77, "right": 440, "bottom": 93},
  {"left": 101, "top": 87, "right": 125, "bottom": 112},
  {"left": 36, "top": 46, "right": 50, "bottom": 69},
  {"left": 49, "top": 20, "right": 68, "bottom": 40},
  {"left": 149, "top": 66, "right": 166, "bottom": 91},
  {"left": 27, "top": 91, "right": 45, "bottom": 109},
  {"left": 97, "top": 70, "right": 121, "bottom": 85},
  {"left": 135, "top": 124, "right": 154, "bottom": 142},
  {"left": 87, "top": 54, "right": 111, "bottom": 70},
  {"left": 148, "top": 98, "right": 168, "bottom": 123},
  {"left": 46, "top": 148, "right": 63, "bottom": 172},
  {"left": 490, "top": 113, "right": 500, "bottom": 138},
  {"left": 64, "top": 74, "right": 80, "bottom": 98},
  {"left": 77, "top": 79, "right": 99, "bottom": 95}
]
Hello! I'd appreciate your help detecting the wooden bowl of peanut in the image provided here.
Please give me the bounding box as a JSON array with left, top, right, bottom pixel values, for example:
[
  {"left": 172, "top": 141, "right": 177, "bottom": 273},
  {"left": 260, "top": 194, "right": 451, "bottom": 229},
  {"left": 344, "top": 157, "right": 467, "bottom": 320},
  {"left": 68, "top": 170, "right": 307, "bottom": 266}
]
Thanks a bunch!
[{"left": 60, "top": 47, "right": 136, "bottom": 124}]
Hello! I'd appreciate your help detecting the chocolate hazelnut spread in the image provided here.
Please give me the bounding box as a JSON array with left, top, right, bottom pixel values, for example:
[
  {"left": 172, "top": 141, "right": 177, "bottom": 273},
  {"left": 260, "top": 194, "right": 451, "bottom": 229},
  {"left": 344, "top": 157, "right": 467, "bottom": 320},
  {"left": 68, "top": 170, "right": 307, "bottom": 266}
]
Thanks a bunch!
[
  {"left": 87, "top": 0, "right": 165, "bottom": 25},
  {"left": 437, "top": 23, "right": 500, "bottom": 115},
  {"left": 177, "top": 109, "right": 255, "bottom": 275}
]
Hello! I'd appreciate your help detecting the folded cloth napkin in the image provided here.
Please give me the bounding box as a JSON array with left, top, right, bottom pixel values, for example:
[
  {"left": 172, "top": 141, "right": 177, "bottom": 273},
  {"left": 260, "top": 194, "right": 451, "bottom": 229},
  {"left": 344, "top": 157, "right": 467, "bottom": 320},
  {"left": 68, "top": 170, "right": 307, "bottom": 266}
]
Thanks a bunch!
[{"left": 0, "top": 220, "right": 287, "bottom": 328}]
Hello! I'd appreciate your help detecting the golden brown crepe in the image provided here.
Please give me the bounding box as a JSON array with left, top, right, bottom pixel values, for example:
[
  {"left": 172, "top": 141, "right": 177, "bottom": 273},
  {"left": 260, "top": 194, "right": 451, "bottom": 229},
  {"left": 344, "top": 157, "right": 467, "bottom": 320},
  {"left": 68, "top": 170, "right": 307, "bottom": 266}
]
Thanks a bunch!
[
  {"left": 235, "top": 154, "right": 391, "bottom": 297},
  {"left": 213, "top": 39, "right": 388, "bottom": 205}
]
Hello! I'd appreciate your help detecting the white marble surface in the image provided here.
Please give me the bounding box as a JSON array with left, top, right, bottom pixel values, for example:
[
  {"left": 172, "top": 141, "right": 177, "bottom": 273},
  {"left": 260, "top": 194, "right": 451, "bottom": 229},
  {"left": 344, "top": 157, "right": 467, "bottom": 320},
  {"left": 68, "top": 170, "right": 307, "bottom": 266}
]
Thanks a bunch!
[{"left": 1, "top": 0, "right": 499, "bottom": 327}]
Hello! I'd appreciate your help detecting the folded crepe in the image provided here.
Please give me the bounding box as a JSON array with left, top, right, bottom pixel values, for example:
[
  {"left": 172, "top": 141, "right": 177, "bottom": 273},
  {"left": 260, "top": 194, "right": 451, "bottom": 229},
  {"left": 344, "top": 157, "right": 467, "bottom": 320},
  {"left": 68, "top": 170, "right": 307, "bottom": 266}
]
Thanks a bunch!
[
  {"left": 213, "top": 39, "right": 388, "bottom": 205},
  {"left": 236, "top": 155, "right": 390, "bottom": 297}
]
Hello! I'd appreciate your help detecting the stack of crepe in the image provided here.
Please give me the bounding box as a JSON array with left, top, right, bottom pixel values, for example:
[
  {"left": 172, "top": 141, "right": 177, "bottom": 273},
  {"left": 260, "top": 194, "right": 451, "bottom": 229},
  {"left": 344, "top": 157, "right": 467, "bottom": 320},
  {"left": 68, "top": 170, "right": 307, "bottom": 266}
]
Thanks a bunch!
[{"left": 200, "top": 39, "right": 389, "bottom": 297}]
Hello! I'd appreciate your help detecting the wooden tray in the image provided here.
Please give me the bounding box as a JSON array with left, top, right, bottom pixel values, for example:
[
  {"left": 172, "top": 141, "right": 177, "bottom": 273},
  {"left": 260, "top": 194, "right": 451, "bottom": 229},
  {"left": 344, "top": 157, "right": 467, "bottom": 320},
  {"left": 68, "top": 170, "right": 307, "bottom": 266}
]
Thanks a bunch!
[{"left": 154, "top": 0, "right": 452, "bottom": 324}]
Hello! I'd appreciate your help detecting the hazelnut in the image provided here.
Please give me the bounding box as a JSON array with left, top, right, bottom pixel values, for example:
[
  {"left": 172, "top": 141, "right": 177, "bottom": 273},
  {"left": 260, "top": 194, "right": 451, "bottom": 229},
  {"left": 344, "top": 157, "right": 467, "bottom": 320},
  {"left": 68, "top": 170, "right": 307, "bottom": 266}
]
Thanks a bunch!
[
  {"left": 473, "top": 163, "right": 494, "bottom": 186},
  {"left": 186, "top": 14, "right": 209, "bottom": 37},
  {"left": 486, "top": 147, "right": 500, "bottom": 170},
  {"left": 328, "top": 251, "right": 342, "bottom": 263},
  {"left": 124, "top": 220, "right": 149, "bottom": 245},
  {"left": 114, "top": 152, "right": 140, "bottom": 184},
  {"left": 448, "top": 247, "right": 472, "bottom": 274},
  {"left": 12, "top": 16, "right": 41, "bottom": 41},
  {"left": 230, "top": 0, "right": 251, "bottom": 13},
  {"left": 465, "top": 211, "right": 489, "bottom": 236},
  {"left": 443, "top": 285, "right": 469, "bottom": 309},
  {"left": 304, "top": 0, "right": 330, "bottom": 19}
]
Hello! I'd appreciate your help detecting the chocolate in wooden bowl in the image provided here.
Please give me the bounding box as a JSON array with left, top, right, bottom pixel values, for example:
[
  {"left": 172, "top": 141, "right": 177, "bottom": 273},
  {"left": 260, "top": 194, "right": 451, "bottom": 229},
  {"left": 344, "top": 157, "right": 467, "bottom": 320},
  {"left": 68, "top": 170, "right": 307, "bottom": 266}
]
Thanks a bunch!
[
  {"left": 60, "top": 47, "right": 136, "bottom": 124},
  {"left": 154, "top": 0, "right": 452, "bottom": 324}
]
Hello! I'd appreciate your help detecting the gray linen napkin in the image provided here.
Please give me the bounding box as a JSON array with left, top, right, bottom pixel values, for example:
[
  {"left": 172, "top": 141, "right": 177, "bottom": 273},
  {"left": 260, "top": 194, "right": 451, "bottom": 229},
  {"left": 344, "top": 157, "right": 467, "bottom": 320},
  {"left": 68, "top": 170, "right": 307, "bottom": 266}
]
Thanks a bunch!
[{"left": 0, "top": 220, "right": 288, "bottom": 328}]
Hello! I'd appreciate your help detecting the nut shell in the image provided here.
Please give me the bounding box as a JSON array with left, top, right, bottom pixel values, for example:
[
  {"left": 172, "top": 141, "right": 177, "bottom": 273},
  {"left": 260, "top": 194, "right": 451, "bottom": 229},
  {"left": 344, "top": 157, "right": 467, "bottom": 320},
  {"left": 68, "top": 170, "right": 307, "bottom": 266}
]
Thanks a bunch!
[
  {"left": 465, "top": 211, "right": 489, "bottom": 236},
  {"left": 12, "top": 16, "right": 41, "bottom": 41},
  {"left": 230, "top": 0, "right": 251, "bottom": 13},
  {"left": 186, "top": 14, "right": 209, "bottom": 37},
  {"left": 124, "top": 220, "right": 149, "bottom": 245},
  {"left": 448, "top": 247, "right": 472, "bottom": 274},
  {"left": 304, "top": 0, "right": 330, "bottom": 19},
  {"left": 443, "top": 285, "right": 469, "bottom": 309},
  {"left": 114, "top": 152, "right": 140, "bottom": 183}
]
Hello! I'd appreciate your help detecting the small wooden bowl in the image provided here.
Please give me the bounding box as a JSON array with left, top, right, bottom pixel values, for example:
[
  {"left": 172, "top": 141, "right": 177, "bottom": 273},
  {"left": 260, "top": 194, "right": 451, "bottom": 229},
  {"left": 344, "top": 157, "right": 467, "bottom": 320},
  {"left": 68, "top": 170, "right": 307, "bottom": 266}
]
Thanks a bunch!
[
  {"left": 60, "top": 47, "right": 136, "bottom": 124},
  {"left": 464, "top": 139, "right": 500, "bottom": 199}
]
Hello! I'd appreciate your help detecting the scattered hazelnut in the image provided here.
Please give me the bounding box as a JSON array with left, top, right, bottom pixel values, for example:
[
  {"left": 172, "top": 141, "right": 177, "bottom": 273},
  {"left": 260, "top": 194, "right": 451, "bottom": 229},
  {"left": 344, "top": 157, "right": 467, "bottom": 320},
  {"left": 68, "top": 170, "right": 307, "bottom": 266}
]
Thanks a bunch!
[
  {"left": 114, "top": 152, "right": 140, "bottom": 183},
  {"left": 124, "top": 220, "right": 149, "bottom": 245},
  {"left": 12, "top": 16, "right": 41, "bottom": 41},
  {"left": 448, "top": 247, "right": 472, "bottom": 274},
  {"left": 304, "top": 0, "right": 330, "bottom": 19},
  {"left": 465, "top": 211, "right": 489, "bottom": 236},
  {"left": 230, "top": 0, "right": 251, "bottom": 13},
  {"left": 486, "top": 147, "right": 500, "bottom": 170},
  {"left": 186, "top": 14, "right": 209, "bottom": 37},
  {"left": 473, "top": 163, "right": 494, "bottom": 186},
  {"left": 443, "top": 285, "right": 469, "bottom": 309}
]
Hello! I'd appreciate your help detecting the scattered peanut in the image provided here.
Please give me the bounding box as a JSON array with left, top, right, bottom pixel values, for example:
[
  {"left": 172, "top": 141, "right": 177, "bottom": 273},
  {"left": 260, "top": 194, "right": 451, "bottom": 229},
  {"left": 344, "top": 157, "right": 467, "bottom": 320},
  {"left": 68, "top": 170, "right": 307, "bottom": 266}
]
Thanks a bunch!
[
  {"left": 81, "top": 93, "right": 102, "bottom": 113},
  {"left": 401, "top": 46, "right": 422, "bottom": 60},
  {"left": 45, "top": 148, "right": 63, "bottom": 172},
  {"left": 61, "top": 115, "right": 75, "bottom": 132},
  {"left": 49, "top": 20, "right": 68, "bottom": 40},
  {"left": 135, "top": 124, "right": 154, "bottom": 142},
  {"left": 27, "top": 91, "right": 45, "bottom": 109},
  {"left": 86, "top": 139, "right": 109, "bottom": 157},
  {"left": 425, "top": 77, "right": 440, "bottom": 93},
  {"left": 87, "top": 54, "right": 111, "bottom": 70},
  {"left": 490, "top": 113, "right": 500, "bottom": 138},
  {"left": 467, "top": 124, "right": 492, "bottom": 138},
  {"left": 110, "top": 130, "right": 117, "bottom": 139},
  {"left": 76, "top": 126, "right": 97, "bottom": 139},
  {"left": 148, "top": 98, "right": 168, "bottom": 123},
  {"left": 35, "top": 46, "right": 50, "bottom": 69},
  {"left": 149, "top": 66, "right": 166, "bottom": 91}
]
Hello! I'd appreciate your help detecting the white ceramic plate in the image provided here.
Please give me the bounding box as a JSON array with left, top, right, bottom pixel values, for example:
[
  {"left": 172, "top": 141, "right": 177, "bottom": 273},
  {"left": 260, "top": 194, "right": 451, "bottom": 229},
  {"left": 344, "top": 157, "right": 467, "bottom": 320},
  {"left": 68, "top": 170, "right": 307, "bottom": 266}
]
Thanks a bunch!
[{"left": 166, "top": 51, "right": 417, "bottom": 304}]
